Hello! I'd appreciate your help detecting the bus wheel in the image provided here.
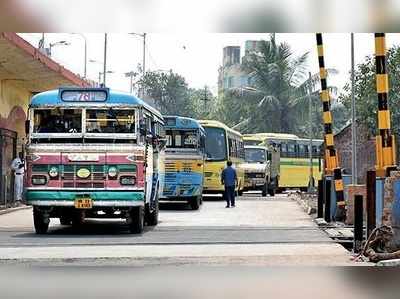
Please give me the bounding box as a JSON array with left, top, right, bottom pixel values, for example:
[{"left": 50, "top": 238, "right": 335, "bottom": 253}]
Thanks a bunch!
[
  {"left": 145, "top": 199, "right": 159, "bottom": 226},
  {"left": 129, "top": 206, "right": 144, "bottom": 234},
  {"left": 268, "top": 186, "right": 275, "bottom": 197},
  {"left": 262, "top": 183, "right": 268, "bottom": 197},
  {"left": 59, "top": 216, "right": 72, "bottom": 225},
  {"left": 190, "top": 196, "right": 200, "bottom": 210},
  {"left": 72, "top": 211, "right": 85, "bottom": 228},
  {"left": 33, "top": 208, "right": 49, "bottom": 234}
]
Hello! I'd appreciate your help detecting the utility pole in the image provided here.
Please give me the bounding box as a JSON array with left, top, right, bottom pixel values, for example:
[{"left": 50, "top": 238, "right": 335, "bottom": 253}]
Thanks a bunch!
[
  {"left": 103, "top": 33, "right": 108, "bottom": 86},
  {"left": 201, "top": 86, "right": 210, "bottom": 117},
  {"left": 307, "top": 72, "right": 315, "bottom": 192},
  {"left": 125, "top": 71, "right": 137, "bottom": 94},
  {"left": 143, "top": 33, "right": 146, "bottom": 77},
  {"left": 351, "top": 33, "right": 357, "bottom": 185}
]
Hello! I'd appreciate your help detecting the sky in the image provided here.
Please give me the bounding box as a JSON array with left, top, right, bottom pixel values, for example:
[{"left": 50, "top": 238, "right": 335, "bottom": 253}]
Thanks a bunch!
[{"left": 19, "top": 33, "right": 400, "bottom": 96}]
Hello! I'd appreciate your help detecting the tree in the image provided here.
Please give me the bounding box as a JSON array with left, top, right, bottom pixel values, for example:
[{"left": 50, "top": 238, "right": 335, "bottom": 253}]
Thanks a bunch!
[
  {"left": 241, "top": 34, "right": 311, "bottom": 134},
  {"left": 339, "top": 46, "right": 400, "bottom": 139},
  {"left": 187, "top": 87, "right": 218, "bottom": 120},
  {"left": 138, "top": 70, "right": 191, "bottom": 116},
  {"left": 217, "top": 34, "right": 342, "bottom": 138}
]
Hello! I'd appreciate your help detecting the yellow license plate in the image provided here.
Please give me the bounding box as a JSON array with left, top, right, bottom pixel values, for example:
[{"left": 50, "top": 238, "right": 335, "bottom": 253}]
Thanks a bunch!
[{"left": 74, "top": 198, "right": 93, "bottom": 209}]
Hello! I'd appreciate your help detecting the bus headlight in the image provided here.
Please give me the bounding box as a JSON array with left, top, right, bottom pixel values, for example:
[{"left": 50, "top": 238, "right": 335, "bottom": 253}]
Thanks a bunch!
[
  {"left": 48, "top": 166, "right": 59, "bottom": 178},
  {"left": 32, "top": 175, "right": 47, "bottom": 185},
  {"left": 120, "top": 176, "right": 136, "bottom": 185},
  {"left": 108, "top": 166, "right": 118, "bottom": 178}
]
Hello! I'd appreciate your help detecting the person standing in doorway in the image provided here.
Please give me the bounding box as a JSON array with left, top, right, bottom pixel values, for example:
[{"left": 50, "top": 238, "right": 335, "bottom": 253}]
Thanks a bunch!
[
  {"left": 221, "top": 160, "right": 238, "bottom": 208},
  {"left": 11, "top": 152, "right": 25, "bottom": 206}
]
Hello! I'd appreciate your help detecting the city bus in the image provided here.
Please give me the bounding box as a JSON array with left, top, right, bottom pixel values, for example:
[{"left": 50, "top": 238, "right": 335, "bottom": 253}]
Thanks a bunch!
[
  {"left": 198, "top": 120, "right": 245, "bottom": 196},
  {"left": 161, "top": 116, "right": 205, "bottom": 210},
  {"left": 24, "top": 87, "right": 165, "bottom": 234},
  {"left": 260, "top": 134, "right": 323, "bottom": 190}
]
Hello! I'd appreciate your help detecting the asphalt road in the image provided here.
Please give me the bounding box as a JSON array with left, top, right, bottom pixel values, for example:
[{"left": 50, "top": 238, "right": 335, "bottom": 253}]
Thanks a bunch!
[{"left": 0, "top": 193, "right": 356, "bottom": 266}]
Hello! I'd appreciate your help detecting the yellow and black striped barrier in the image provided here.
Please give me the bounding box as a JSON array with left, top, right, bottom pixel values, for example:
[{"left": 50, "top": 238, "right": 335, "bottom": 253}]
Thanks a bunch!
[
  {"left": 374, "top": 33, "right": 396, "bottom": 177},
  {"left": 316, "top": 33, "right": 345, "bottom": 214}
]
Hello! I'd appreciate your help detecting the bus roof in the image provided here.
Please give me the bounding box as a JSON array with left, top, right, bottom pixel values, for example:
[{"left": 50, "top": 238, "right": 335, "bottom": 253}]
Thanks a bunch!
[
  {"left": 198, "top": 120, "right": 242, "bottom": 137},
  {"left": 164, "top": 115, "right": 205, "bottom": 132},
  {"left": 297, "top": 138, "right": 324, "bottom": 144},
  {"left": 243, "top": 133, "right": 300, "bottom": 143},
  {"left": 29, "top": 88, "right": 163, "bottom": 119},
  {"left": 244, "top": 145, "right": 269, "bottom": 150}
]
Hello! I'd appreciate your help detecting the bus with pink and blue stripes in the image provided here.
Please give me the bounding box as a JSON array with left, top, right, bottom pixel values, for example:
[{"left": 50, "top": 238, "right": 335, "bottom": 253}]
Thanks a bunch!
[{"left": 25, "top": 87, "right": 165, "bottom": 234}]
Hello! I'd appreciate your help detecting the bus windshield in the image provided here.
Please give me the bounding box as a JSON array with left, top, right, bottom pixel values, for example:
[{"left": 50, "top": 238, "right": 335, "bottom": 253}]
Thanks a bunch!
[
  {"left": 245, "top": 148, "right": 267, "bottom": 163},
  {"left": 86, "top": 109, "right": 136, "bottom": 134},
  {"left": 166, "top": 130, "right": 198, "bottom": 148},
  {"left": 33, "top": 109, "right": 82, "bottom": 133},
  {"left": 204, "top": 127, "right": 227, "bottom": 161}
]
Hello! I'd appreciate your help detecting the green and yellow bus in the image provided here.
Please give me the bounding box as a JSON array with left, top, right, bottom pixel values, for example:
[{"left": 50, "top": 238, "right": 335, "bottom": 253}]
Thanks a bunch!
[
  {"left": 260, "top": 134, "right": 322, "bottom": 190},
  {"left": 244, "top": 133, "right": 323, "bottom": 190},
  {"left": 199, "top": 120, "right": 245, "bottom": 196}
]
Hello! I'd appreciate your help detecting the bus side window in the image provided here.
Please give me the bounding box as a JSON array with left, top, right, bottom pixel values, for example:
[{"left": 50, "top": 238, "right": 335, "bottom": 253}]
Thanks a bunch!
[
  {"left": 228, "top": 138, "right": 233, "bottom": 158},
  {"left": 288, "top": 143, "right": 295, "bottom": 158},
  {"left": 281, "top": 143, "right": 287, "bottom": 157}
]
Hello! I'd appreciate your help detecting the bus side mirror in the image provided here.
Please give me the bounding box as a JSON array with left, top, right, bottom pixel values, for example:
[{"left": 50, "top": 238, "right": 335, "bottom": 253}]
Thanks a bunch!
[
  {"left": 25, "top": 120, "right": 30, "bottom": 135},
  {"left": 267, "top": 152, "right": 272, "bottom": 161}
]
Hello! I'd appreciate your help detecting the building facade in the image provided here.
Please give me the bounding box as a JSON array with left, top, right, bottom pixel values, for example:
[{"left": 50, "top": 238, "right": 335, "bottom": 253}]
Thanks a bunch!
[
  {"left": 218, "top": 41, "right": 262, "bottom": 93},
  {"left": 334, "top": 121, "right": 376, "bottom": 184},
  {"left": 0, "top": 32, "right": 90, "bottom": 205}
]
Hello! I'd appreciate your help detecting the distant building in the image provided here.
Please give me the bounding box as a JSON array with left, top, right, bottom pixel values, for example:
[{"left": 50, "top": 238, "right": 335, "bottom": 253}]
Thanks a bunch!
[{"left": 218, "top": 41, "right": 262, "bottom": 94}]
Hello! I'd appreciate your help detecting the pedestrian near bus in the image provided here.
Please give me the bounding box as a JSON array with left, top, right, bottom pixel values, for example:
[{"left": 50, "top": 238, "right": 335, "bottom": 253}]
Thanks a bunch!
[
  {"left": 11, "top": 152, "right": 25, "bottom": 206},
  {"left": 221, "top": 160, "right": 238, "bottom": 208}
]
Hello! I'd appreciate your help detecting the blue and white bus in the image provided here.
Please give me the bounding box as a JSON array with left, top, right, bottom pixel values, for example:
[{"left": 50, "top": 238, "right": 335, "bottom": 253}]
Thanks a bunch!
[{"left": 161, "top": 116, "right": 205, "bottom": 210}]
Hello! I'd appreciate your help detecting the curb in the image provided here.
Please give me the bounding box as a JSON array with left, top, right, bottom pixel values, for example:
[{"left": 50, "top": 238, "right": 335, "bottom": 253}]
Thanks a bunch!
[
  {"left": 376, "top": 259, "right": 400, "bottom": 267},
  {"left": 0, "top": 206, "right": 32, "bottom": 216}
]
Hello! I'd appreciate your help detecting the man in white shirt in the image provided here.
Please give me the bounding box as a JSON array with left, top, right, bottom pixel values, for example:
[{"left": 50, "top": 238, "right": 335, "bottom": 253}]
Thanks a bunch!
[{"left": 11, "top": 152, "right": 25, "bottom": 206}]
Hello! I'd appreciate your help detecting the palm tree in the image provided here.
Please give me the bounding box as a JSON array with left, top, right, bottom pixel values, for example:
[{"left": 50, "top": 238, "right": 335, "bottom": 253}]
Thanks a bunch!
[{"left": 242, "top": 34, "right": 310, "bottom": 134}]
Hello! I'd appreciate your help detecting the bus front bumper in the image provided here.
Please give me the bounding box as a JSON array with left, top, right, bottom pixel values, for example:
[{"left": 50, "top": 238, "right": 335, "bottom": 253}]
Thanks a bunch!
[{"left": 26, "top": 191, "right": 145, "bottom": 207}]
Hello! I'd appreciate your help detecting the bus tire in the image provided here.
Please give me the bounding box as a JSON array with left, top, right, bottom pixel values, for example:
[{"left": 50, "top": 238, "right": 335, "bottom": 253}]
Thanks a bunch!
[
  {"left": 145, "top": 199, "right": 159, "bottom": 226},
  {"left": 190, "top": 196, "right": 200, "bottom": 210},
  {"left": 262, "top": 183, "right": 268, "bottom": 197},
  {"left": 268, "top": 187, "right": 275, "bottom": 197},
  {"left": 129, "top": 206, "right": 144, "bottom": 234},
  {"left": 33, "top": 208, "right": 49, "bottom": 234},
  {"left": 59, "top": 216, "right": 72, "bottom": 225}
]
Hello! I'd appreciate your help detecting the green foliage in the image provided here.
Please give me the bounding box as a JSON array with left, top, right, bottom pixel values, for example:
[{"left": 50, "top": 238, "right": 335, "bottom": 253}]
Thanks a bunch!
[
  {"left": 216, "top": 34, "right": 332, "bottom": 138},
  {"left": 339, "top": 46, "right": 400, "bottom": 138},
  {"left": 139, "top": 70, "right": 217, "bottom": 120},
  {"left": 139, "top": 70, "right": 191, "bottom": 116}
]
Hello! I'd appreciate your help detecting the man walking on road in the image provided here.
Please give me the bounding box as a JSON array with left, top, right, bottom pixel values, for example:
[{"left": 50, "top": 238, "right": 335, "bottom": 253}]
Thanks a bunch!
[
  {"left": 221, "top": 160, "right": 238, "bottom": 208},
  {"left": 11, "top": 152, "right": 25, "bottom": 206}
]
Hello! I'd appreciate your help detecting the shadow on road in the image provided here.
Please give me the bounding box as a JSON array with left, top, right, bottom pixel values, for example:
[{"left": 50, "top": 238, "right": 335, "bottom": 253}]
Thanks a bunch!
[{"left": 14, "top": 219, "right": 157, "bottom": 237}]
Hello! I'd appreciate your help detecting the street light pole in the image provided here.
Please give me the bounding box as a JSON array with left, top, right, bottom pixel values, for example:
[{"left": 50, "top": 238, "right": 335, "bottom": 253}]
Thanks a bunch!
[
  {"left": 143, "top": 33, "right": 146, "bottom": 76},
  {"left": 48, "top": 40, "right": 70, "bottom": 57},
  {"left": 103, "top": 33, "right": 108, "bottom": 86},
  {"left": 351, "top": 33, "right": 357, "bottom": 185},
  {"left": 307, "top": 72, "right": 315, "bottom": 192},
  {"left": 71, "top": 33, "right": 87, "bottom": 78},
  {"left": 129, "top": 33, "right": 146, "bottom": 77}
]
